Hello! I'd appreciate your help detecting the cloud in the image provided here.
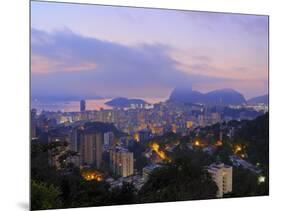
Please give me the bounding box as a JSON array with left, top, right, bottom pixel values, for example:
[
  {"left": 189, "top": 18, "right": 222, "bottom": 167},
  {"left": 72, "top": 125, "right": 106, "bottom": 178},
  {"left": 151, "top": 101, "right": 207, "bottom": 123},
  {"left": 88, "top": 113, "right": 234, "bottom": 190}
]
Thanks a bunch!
[
  {"left": 31, "top": 28, "right": 219, "bottom": 99},
  {"left": 32, "top": 55, "right": 97, "bottom": 74}
]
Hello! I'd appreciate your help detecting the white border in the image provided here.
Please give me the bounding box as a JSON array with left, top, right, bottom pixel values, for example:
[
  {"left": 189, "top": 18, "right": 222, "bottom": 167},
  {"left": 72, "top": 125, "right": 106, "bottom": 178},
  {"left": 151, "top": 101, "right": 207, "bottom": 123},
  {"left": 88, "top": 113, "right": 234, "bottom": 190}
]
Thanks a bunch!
[{"left": 1, "top": 0, "right": 280, "bottom": 211}]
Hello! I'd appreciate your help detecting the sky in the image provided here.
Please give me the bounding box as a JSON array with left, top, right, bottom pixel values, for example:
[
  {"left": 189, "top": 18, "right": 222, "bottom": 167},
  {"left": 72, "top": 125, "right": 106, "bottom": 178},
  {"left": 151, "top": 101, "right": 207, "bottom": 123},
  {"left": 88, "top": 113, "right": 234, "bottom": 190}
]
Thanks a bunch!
[{"left": 31, "top": 1, "right": 268, "bottom": 100}]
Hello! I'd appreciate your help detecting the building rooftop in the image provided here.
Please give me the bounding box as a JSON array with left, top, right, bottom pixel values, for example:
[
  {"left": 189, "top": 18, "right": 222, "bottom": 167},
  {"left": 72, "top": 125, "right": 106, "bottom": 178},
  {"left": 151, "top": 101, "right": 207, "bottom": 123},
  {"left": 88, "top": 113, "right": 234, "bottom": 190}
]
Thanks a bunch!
[{"left": 207, "top": 163, "right": 232, "bottom": 172}]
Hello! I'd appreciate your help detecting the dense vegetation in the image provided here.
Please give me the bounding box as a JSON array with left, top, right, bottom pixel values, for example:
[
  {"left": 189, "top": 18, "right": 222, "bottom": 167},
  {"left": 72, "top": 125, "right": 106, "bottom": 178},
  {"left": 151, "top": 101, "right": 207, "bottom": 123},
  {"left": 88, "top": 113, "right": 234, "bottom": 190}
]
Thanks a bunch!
[
  {"left": 31, "top": 140, "right": 138, "bottom": 210},
  {"left": 233, "top": 112, "right": 269, "bottom": 167},
  {"left": 230, "top": 167, "right": 269, "bottom": 197},
  {"left": 31, "top": 141, "right": 218, "bottom": 210},
  {"left": 139, "top": 156, "right": 218, "bottom": 202}
]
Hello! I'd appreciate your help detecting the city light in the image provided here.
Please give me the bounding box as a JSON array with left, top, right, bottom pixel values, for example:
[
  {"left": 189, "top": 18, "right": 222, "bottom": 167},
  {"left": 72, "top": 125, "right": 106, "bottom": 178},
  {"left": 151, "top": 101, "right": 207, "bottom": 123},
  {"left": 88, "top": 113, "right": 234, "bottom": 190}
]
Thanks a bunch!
[
  {"left": 194, "top": 139, "right": 201, "bottom": 147},
  {"left": 81, "top": 170, "right": 103, "bottom": 181},
  {"left": 215, "top": 140, "right": 223, "bottom": 146},
  {"left": 134, "top": 133, "right": 140, "bottom": 142},
  {"left": 234, "top": 144, "right": 242, "bottom": 154},
  {"left": 30, "top": 3, "right": 269, "bottom": 208},
  {"left": 258, "top": 176, "right": 266, "bottom": 184},
  {"left": 150, "top": 142, "right": 170, "bottom": 161}
]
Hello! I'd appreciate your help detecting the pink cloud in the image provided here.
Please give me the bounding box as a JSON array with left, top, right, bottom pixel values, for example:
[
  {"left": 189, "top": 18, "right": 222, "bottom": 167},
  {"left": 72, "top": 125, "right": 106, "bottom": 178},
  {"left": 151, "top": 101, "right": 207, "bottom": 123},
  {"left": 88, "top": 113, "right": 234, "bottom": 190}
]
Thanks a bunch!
[{"left": 31, "top": 54, "right": 97, "bottom": 74}]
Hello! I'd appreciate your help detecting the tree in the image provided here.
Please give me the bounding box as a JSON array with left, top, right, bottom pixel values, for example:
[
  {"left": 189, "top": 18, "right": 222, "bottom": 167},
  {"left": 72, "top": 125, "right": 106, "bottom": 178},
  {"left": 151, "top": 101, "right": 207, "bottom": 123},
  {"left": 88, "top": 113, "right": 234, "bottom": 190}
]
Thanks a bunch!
[
  {"left": 31, "top": 180, "right": 62, "bottom": 210},
  {"left": 109, "top": 182, "right": 137, "bottom": 205},
  {"left": 128, "top": 141, "right": 148, "bottom": 171},
  {"left": 60, "top": 176, "right": 111, "bottom": 208},
  {"left": 138, "top": 156, "right": 218, "bottom": 203},
  {"left": 230, "top": 167, "right": 269, "bottom": 197}
]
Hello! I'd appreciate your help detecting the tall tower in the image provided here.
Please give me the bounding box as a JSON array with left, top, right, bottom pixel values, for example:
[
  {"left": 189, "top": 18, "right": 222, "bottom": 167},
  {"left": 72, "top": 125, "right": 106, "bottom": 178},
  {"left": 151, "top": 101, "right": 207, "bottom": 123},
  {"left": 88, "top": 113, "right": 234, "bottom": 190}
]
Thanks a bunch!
[{"left": 80, "top": 100, "right": 86, "bottom": 112}]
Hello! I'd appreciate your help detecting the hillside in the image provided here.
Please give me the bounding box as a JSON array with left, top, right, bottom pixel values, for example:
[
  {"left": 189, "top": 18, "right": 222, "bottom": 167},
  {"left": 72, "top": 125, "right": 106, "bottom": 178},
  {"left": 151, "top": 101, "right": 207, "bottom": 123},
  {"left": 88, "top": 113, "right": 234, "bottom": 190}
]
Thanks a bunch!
[{"left": 247, "top": 95, "right": 268, "bottom": 105}]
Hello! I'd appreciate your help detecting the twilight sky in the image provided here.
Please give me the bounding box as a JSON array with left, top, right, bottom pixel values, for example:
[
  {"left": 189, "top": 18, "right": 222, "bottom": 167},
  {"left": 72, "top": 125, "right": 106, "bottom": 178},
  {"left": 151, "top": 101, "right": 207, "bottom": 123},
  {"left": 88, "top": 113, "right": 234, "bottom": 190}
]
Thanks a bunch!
[{"left": 31, "top": 1, "right": 268, "bottom": 100}]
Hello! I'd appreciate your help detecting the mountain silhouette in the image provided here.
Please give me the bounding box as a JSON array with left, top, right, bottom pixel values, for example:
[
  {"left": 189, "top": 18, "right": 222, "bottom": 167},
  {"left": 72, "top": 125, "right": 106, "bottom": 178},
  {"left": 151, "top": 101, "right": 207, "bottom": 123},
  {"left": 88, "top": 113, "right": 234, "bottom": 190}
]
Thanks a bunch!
[
  {"left": 169, "top": 88, "right": 246, "bottom": 105},
  {"left": 105, "top": 97, "right": 149, "bottom": 107},
  {"left": 247, "top": 94, "right": 268, "bottom": 104}
]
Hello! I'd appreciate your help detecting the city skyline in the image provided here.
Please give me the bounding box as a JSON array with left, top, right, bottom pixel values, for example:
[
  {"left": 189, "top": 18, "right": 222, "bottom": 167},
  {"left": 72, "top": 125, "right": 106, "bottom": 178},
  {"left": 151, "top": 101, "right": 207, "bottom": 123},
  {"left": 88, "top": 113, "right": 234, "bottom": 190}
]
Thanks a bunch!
[
  {"left": 30, "top": 2, "right": 269, "bottom": 209},
  {"left": 31, "top": 1, "right": 268, "bottom": 100}
]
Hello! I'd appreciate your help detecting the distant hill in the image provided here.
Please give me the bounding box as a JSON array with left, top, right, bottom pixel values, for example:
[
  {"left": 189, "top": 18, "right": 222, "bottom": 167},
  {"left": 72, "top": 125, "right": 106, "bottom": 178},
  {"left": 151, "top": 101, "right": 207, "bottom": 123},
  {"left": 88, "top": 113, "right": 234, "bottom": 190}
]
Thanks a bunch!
[
  {"left": 105, "top": 97, "right": 149, "bottom": 108},
  {"left": 247, "top": 94, "right": 268, "bottom": 105},
  {"left": 169, "top": 88, "right": 246, "bottom": 105}
]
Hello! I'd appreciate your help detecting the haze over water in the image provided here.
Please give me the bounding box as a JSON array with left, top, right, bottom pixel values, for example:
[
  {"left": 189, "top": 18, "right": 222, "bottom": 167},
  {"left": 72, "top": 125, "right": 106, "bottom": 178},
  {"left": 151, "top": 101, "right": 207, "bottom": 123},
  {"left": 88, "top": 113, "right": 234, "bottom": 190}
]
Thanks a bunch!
[{"left": 31, "top": 97, "right": 167, "bottom": 113}]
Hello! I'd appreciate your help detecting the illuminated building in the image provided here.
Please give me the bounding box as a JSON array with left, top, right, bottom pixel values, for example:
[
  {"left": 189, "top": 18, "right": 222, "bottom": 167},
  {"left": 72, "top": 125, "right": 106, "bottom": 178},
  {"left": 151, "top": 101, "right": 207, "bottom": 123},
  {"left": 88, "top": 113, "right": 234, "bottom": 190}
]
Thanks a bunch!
[
  {"left": 211, "top": 112, "right": 221, "bottom": 124},
  {"left": 104, "top": 131, "right": 115, "bottom": 148},
  {"left": 110, "top": 147, "right": 134, "bottom": 177},
  {"left": 82, "top": 132, "right": 103, "bottom": 169},
  {"left": 207, "top": 163, "right": 233, "bottom": 197},
  {"left": 80, "top": 112, "right": 88, "bottom": 121},
  {"left": 80, "top": 100, "right": 86, "bottom": 112},
  {"left": 198, "top": 114, "right": 205, "bottom": 127},
  {"left": 172, "top": 124, "right": 177, "bottom": 133},
  {"left": 70, "top": 126, "right": 84, "bottom": 166},
  {"left": 186, "top": 121, "right": 193, "bottom": 129},
  {"left": 99, "top": 109, "right": 117, "bottom": 123},
  {"left": 72, "top": 113, "right": 82, "bottom": 122},
  {"left": 59, "top": 115, "right": 70, "bottom": 123},
  {"left": 150, "top": 125, "right": 164, "bottom": 135}
]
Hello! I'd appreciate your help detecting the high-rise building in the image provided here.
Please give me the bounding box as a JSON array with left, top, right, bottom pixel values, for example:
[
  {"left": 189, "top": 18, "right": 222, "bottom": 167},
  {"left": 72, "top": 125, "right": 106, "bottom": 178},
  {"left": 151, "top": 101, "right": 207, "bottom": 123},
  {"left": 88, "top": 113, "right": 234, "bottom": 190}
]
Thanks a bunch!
[
  {"left": 207, "top": 163, "right": 233, "bottom": 197},
  {"left": 198, "top": 114, "right": 205, "bottom": 127},
  {"left": 70, "top": 126, "right": 84, "bottom": 167},
  {"left": 82, "top": 132, "right": 103, "bottom": 169},
  {"left": 110, "top": 147, "right": 134, "bottom": 177},
  {"left": 104, "top": 131, "right": 115, "bottom": 149},
  {"left": 80, "top": 100, "right": 86, "bottom": 112},
  {"left": 211, "top": 112, "right": 221, "bottom": 125}
]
